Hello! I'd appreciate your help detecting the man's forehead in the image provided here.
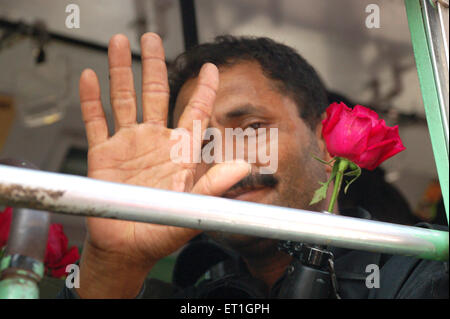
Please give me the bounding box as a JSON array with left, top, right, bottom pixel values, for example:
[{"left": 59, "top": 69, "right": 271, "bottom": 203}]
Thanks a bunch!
[{"left": 172, "top": 61, "right": 285, "bottom": 125}]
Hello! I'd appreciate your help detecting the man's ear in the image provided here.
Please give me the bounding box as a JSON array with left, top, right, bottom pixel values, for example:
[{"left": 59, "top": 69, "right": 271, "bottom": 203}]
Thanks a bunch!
[{"left": 315, "top": 113, "right": 333, "bottom": 173}]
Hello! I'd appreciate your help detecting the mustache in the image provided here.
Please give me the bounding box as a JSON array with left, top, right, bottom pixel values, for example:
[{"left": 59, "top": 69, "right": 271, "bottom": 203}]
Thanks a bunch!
[{"left": 228, "top": 173, "right": 279, "bottom": 192}]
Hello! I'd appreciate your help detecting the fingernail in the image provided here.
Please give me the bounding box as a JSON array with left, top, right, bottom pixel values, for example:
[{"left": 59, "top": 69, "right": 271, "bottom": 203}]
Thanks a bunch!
[{"left": 232, "top": 159, "right": 252, "bottom": 174}]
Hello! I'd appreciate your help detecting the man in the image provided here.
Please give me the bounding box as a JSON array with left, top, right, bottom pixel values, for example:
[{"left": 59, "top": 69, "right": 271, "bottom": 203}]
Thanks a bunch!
[{"left": 59, "top": 33, "right": 448, "bottom": 299}]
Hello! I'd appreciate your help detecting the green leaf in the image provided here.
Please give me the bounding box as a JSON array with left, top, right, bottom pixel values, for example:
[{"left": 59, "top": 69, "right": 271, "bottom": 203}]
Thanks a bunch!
[
  {"left": 309, "top": 160, "right": 339, "bottom": 205},
  {"left": 310, "top": 182, "right": 330, "bottom": 205}
]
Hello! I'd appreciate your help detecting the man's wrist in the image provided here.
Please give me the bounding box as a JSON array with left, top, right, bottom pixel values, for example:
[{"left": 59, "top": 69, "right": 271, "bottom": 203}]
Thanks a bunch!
[{"left": 75, "top": 241, "right": 155, "bottom": 299}]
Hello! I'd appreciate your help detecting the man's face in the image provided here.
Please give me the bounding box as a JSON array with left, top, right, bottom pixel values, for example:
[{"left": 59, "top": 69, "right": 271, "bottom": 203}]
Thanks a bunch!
[{"left": 173, "top": 61, "right": 330, "bottom": 257}]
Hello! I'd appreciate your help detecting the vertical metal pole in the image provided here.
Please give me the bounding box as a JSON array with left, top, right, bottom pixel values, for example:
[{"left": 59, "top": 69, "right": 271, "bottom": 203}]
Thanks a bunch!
[
  {"left": 179, "top": 0, "right": 199, "bottom": 50},
  {"left": 0, "top": 160, "right": 49, "bottom": 299},
  {"left": 405, "top": 0, "right": 449, "bottom": 224}
]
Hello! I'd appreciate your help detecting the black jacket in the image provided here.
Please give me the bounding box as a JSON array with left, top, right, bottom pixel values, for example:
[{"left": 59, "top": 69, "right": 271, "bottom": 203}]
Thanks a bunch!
[{"left": 58, "top": 208, "right": 448, "bottom": 299}]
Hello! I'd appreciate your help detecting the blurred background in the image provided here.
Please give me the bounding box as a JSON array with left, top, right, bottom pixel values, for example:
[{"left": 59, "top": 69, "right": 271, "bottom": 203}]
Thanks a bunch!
[{"left": 0, "top": 0, "right": 445, "bottom": 260}]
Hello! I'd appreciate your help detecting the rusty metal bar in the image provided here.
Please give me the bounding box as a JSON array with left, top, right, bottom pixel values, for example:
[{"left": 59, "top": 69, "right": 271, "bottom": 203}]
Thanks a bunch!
[{"left": 0, "top": 164, "right": 448, "bottom": 261}]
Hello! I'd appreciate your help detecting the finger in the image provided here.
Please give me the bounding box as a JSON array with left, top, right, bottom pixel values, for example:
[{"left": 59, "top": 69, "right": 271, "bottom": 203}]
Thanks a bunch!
[
  {"left": 177, "top": 63, "right": 218, "bottom": 135},
  {"left": 141, "top": 33, "right": 170, "bottom": 125},
  {"left": 108, "top": 34, "right": 137, "bottom": 130},
  {"left": 79, "top": 69, "right": 108, "bottom": 148},
  {"left": 191, "top": 160, "right": 251, "bottom": 196}
]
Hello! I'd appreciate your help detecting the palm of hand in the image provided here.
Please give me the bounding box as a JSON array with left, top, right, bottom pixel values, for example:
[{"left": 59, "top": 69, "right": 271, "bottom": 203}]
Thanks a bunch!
[
  {"left": 86, "top": 125, "right": 197, "bottom": 264},
  {"left": 79, "top": 33, "right": 249, "bottom": 265}
]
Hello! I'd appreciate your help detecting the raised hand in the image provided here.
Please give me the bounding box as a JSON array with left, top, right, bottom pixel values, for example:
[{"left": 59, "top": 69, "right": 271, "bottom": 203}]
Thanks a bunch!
[{"left": 76, "top": 33, "right": 249, "bottom": 298}]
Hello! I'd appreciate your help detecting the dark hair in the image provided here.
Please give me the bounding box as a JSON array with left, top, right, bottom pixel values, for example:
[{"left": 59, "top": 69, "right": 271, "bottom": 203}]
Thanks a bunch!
[
  {"left": 168, "top": 35, "right": 328, "bottom": 128},
  {"left": 327, "top": 90, "right": 356, "bottom": 109}
]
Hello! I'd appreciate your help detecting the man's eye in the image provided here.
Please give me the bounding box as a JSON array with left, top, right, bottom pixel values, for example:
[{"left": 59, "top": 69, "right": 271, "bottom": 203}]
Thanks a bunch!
[{"left": 247, "top": 122, "right": 262, "bottom": 130}]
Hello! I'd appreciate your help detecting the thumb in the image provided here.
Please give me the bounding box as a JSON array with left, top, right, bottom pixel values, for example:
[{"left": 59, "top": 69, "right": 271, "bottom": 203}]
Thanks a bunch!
[{"left": 191, "top": 160, "right": 251, "bottom": 196}]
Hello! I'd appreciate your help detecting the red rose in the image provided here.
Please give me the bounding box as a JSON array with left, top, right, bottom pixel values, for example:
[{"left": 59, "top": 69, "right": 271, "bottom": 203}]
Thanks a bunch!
[
  {"left": 322, "top": 102, "right": 406, "bottom": 170},
  {"left": 46, "top": 246, "right": 80, "bottom": 278},
  {"left": 45, "top": 224, "right": 80, "bottom": 278},
  {"left": 0, "top": 207, "right": 12, "bottom": 247},
  {"left": 0, "top": 208, "right": 79, "bottom": 278}
]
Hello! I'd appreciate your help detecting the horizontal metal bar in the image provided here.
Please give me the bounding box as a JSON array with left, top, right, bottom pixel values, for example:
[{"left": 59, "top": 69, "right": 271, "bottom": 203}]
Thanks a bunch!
[{"left": 0, "top": 164, "right": 448, "bottom": 261}]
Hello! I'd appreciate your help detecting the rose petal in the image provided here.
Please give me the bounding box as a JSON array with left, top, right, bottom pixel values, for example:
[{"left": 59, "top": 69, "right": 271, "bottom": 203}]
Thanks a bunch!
[
  {"left": 366, "top": 119, "right": 389, "bottom": 146},
  {"left": 325, "top": 109, "right": 372, "bottom": 160},
  {"left": 45, "top": 224, "right": 69, "bottom": 265},
  {"left": 46, "top": 246, "right": 80, "bottom": 269},
  {"left": 353, "top": 105, "right": 380, "bottom": 126},
  {"left": 384, "top": 125, "right": 402, "bottom": 140},
  {"left": 357, "top": 137, "right": 406, "bottom": 170},
  {"left": 49, "top": 266, "right": 69, "bottom": 279},
  {"left": 0, "top": 207, "right": 12, "bottom": 248},
  {"left": 322, "top": 102, "right": 346, "bottom": 135}
]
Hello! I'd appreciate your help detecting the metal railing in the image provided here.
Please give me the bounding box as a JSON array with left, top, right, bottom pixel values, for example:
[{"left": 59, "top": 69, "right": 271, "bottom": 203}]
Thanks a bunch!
[{"left": 0, "top": 164, "right": 448, "bottom": 261}]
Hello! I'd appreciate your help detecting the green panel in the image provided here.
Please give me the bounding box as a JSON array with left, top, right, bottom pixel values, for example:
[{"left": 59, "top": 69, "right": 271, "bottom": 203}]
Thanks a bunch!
[{"left": 405, "top": 0, "right": 449, "bottom": 225}]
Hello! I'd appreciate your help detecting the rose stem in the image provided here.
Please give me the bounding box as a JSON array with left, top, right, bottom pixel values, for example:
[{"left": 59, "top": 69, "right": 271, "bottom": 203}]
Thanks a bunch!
[{"left": 327, "top": 158, "right": 349, "bottom": 213}]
